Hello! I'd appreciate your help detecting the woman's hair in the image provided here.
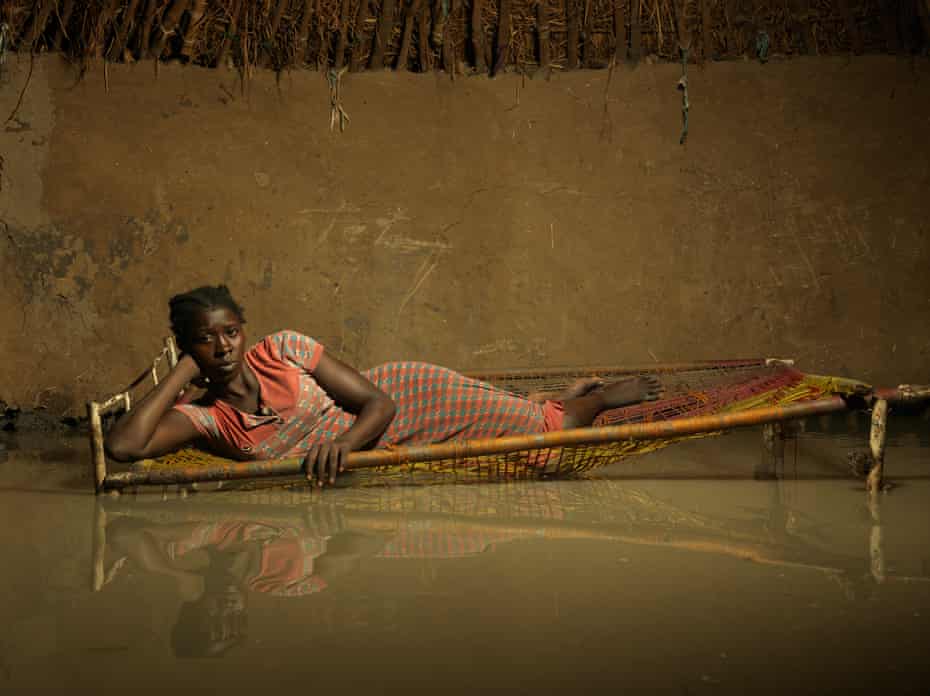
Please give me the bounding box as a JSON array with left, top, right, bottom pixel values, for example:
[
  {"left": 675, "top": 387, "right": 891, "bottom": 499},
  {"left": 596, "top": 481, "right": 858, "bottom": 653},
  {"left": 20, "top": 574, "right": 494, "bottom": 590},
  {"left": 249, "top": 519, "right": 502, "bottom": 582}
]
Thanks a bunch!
[
  {"left": 168, "top": 285, "right": 245, "bottom": 348},
  {"left": 171, "top": 551, "right": 249, "bottom": 659}
]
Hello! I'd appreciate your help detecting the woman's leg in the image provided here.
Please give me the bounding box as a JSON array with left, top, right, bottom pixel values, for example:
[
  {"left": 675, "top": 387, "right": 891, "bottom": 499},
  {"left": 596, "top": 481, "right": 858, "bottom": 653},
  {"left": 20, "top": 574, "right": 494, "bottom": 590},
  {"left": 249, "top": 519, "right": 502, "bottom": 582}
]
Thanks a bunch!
[
  {"left": 527, "top": 377, "right": 605, "bottom": 403},
  {"left": 561, "top": 375, "right": 663, "bottom": 429}
]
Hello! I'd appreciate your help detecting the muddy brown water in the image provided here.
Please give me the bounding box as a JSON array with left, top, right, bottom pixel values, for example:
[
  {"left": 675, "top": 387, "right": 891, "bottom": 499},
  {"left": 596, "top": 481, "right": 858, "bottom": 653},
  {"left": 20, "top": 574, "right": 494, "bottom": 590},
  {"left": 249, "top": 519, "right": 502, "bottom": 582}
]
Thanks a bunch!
[{"left": 1, "top": 413, "right": 928, "bottom": 694}]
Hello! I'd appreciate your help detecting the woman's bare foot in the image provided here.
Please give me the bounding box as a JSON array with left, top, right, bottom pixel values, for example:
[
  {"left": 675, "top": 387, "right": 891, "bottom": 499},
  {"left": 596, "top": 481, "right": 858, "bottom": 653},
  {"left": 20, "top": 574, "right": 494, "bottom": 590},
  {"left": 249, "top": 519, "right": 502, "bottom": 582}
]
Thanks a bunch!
[
  {"left": 559, "top": 377, "right": 605, "bottom": 400},
  {"left": 527, "top": 376, "right": 604, "bottom": 403},
  {"left": 599, "top": 375, "right": 663, "bottom": 408},
  {"left": 561, "top": 375, "right": 663, "bottom": 428}
]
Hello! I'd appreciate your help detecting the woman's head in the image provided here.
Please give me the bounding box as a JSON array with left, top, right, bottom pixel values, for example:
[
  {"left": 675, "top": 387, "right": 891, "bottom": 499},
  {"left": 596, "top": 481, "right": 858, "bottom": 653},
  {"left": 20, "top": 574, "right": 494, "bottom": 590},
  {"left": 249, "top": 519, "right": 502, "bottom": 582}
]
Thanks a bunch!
[
  {"left": 171, "top": 578, "right": 248, "bottom": 658},
  {"left": 169, "top": 285, "right": 244, "bottom": 346},
  {"left": 169, "top": 285, "right": 247, "bottom": 383}
]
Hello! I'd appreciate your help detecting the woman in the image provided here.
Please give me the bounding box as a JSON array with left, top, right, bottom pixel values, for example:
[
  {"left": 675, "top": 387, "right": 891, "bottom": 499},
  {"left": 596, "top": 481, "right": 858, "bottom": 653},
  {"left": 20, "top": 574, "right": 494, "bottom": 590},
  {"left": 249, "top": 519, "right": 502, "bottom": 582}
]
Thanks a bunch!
[{"left": 105, "top": 285, "right": 661, "bottom": 486}]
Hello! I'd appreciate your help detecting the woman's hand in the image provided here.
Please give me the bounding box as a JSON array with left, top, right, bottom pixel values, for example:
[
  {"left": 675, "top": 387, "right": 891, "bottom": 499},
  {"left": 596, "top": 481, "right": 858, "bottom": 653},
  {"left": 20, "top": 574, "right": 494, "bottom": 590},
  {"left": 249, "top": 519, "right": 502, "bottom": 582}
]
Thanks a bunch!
[
  {"left": 176, "top": 353, "right": 208, "bottom": 389},
  {"left": 299, "top": 351, "right": 396, "bottom": 489},
  {"left": 104, "top": 353, "right": 203, "bottom": 462},
  {"left": 303, "top": 438, "right": 354, "bottom": 488}
]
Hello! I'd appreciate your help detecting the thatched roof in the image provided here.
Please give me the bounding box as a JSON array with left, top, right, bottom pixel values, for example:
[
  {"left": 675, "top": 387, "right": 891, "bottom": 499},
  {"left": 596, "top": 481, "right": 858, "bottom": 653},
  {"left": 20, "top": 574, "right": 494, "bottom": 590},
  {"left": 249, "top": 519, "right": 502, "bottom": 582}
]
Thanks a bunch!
[{"left": 2, "top": 1, "right": 929, "bottom": 75}]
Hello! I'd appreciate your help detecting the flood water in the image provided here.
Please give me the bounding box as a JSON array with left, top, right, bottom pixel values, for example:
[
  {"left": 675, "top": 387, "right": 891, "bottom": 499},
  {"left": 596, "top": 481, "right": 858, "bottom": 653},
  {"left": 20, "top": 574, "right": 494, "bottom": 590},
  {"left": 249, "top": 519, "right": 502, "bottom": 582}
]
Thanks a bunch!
[{"left": 1, "top": 411, "right": 928, "bottom": 694}]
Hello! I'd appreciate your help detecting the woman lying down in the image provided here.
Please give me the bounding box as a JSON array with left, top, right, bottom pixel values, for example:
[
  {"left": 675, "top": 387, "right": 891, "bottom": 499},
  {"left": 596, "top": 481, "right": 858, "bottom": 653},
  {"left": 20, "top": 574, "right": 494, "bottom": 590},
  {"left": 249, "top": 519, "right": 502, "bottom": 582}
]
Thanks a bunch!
[{"left": 105, "top": 285, "right": 661, "bottom": 487}]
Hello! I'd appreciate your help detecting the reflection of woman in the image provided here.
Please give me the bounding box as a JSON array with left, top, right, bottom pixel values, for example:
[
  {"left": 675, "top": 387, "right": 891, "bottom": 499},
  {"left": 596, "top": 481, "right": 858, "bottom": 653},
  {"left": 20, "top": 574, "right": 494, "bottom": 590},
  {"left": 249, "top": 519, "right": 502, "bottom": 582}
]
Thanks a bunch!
[
  {"left": 106, "top": 515, "right": 381, "bottom": 658},
  {"left": 105, "top": 512, "right": 534, "bottom": 658},
  {"left": 104, "top": 285, "right": 661, "bottom": 486}
]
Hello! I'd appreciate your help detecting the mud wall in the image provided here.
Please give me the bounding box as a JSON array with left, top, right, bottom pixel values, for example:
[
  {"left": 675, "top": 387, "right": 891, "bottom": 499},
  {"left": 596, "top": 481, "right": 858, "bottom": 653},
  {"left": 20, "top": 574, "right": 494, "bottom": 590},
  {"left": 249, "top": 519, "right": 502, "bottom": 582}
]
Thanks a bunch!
[{"left": 1, "top": 55, "right": 928, "bottom": 416}]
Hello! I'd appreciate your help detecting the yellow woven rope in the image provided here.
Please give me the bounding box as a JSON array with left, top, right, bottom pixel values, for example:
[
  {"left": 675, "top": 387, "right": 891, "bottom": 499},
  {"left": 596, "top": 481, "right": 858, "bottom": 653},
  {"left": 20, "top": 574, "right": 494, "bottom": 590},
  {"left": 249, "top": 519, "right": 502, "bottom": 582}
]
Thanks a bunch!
[{"left": 135, "top": 374, "right": 867, "bottom": 482}]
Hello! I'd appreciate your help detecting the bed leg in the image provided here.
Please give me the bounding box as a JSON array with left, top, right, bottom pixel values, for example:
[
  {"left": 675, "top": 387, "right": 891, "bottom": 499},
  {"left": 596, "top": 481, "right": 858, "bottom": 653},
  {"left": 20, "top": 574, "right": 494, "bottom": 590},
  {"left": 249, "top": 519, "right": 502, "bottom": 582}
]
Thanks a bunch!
[
  {"left": 92, "top": 499, "right": 107, "bottom": 591},
  {"left": 757, "top": 422, "right": 784, "bottom": 479},
  {"left": 87, "top": 401, "right": 107, "bottom": 494},
  {"left": 868, "top": 488, "right": 885, "bottom": 584},
  {"left": 867, "top": 399, "right": 888, "bottom": 495}
]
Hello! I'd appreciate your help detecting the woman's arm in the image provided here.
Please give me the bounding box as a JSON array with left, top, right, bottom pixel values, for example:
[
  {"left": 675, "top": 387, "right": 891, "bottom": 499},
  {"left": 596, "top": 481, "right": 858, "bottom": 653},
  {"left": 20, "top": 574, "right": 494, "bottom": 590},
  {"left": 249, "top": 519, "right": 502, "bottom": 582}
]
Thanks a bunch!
[
  {"left": 104, "top": 355, "right": 204, "bottom": 462},
  {"left": 304, "top": 352, "right": 396, "bottom": 486},
  {"left": 107, "top": 518, "right": 207, "bottom": 598},
  {"left": 310, "top": 531, "right": 392, "bottom": 584}
]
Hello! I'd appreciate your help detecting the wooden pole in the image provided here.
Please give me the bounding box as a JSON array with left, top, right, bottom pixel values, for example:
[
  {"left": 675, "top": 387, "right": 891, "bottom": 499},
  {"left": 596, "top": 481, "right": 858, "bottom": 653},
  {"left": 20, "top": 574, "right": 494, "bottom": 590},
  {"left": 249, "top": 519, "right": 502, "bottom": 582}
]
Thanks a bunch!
[
  {"left": 296, "top": 0, "right": 315, "bottom": 66},
  {"left": 867, "top": 398, "right": 888, "bottom": 494},
  {"left": 443, "top": 0, "right": 460, "bottom": 76},
  {"left": 700, "top": 0, "right": 712, "bottom": 60},
  {"left": 240, "top": 2, "right": 251, "bottom": 77},
  {"left": 92, "top": 500, "right": 107, "bottom": 592},
  {"left": 165, "top": 336, "right": 179, "bottom": 368},
  {"left": 493, "top": 0, "right": 512, "bottom": 75},
  {"left": 334, "top": 0, "right": 354, "bottom": 69},
  {"left": 582, "top": 0, "right": 594, "bottom": 66},
  {"left": 349, "top": 1, "right": 373, "bottom": 70},
  {"left": 91, "top": 0, "right": 122, "bottom": 58},
  {"left": 727, "top": 0, "right": 742, "bottom": 56},
  {"left": 565, "top": 0, "right": 579, "bottom": 69},
  {"left": 214, "top": 0, "right": 241, "bottom": 67},
  {"left": 20, "top": 0, "right": 54, "bottom": 49},
  {"left": 268, "top": 0, "right": 289, "bottom": 35},
  {"left": 629, "top": 0, "right": 641, "bottom": 62},
  {"left": 369, "top": 0, "right": 398, "bottom": 68},
  {"left": 673, "top": 0, "right": 691, "bottom": 56},
  {"left": 466, "top": 358, "right": 767, "bottom": 382},
  {"left": 613, "top": 0, "right": 626, "bottom": 64},
  {"left": 255, "top": 0, "right": 280, "bottom": 66},
  {"left": 180, "top": 0, "right": 209, "bottom": 60},
  {"left": 537, "top": 0, "right": 551, "bottom": 71},
  {"left": 868, "top": 491, "right": 885, "bottom": 583},
  {"left": 418, "top": 2, "right": 433, "bottom": 71},
  {"left": 149, "top": 0, "right": 191, "bottom": 60},
  {"left": 138, "top": 0, "right": 161, "bottom": 59},
  {"left": 88, "top": 402, "right": 107, "bottom": 494},
  {"left": 108, "top": 0, "right": 143, "bottom": 60},
  {"left": 52, "top": 0, "right": 77, "bottom": 51},
  {"left": 396, "top": 0, "right": 422, "bottom": 69},
  {"left": 757, "top": 422, "right": 784, "bottom": 480},
  {"left": 473, "top": 0, "right": 488, "bottom": 73}
]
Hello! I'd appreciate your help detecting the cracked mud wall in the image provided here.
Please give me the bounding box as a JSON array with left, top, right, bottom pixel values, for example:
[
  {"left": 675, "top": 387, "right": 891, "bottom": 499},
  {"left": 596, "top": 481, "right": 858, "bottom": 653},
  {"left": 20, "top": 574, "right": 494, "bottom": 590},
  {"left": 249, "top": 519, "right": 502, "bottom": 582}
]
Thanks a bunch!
[{"left": 1, "top": 55, "right": 928, "bottom": 416}]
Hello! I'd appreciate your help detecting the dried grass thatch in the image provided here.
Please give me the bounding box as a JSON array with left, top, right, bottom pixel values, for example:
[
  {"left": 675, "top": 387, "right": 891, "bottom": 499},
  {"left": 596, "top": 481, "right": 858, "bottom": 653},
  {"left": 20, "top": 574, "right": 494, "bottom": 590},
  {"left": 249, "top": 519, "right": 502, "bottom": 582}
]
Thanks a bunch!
[{"left": 1, "top": 0, "right": 928, "bottom": 75}]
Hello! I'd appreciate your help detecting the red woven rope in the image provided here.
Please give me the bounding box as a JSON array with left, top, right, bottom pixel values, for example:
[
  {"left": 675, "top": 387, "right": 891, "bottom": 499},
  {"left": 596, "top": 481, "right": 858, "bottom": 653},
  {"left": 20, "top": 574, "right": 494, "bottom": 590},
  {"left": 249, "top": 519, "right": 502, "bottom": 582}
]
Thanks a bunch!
[{"left": 593, "top": 366, "right": 807, "bottom": 426}]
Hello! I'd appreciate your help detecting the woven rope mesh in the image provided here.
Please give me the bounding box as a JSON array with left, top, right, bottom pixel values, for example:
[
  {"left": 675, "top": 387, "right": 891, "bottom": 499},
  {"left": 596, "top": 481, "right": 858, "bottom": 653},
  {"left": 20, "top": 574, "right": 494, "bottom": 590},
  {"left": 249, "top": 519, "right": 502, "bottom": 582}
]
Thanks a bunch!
[{"left": 130, "top": 362, "right": 866, "bottom": 486}]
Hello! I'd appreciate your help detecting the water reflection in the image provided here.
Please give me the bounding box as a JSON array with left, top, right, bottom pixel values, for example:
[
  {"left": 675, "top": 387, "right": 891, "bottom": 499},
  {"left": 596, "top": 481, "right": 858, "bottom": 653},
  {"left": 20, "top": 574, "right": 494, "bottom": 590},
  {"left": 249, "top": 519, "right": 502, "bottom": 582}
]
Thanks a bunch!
[
  {"left": 93, "top": 477, "right": 929, "bottom": 659},
  {"left": 802, "top": 408, "right": 930, "bottom": 448},
  {"left": 3, "top": 416, "right": 929, "bottom": 691},
  {"left": 98, "top": 499, "right": 402, "bottom": 657}
]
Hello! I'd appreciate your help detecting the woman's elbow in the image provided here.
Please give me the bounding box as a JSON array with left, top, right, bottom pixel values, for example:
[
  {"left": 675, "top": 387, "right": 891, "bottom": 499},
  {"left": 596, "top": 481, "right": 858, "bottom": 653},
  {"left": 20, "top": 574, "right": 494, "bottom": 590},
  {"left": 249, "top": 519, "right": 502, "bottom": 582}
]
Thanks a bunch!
[
  {"left": 104, "top": 435, "right": 139, "bottom": 463},
  {"left": 378, "top": 394, "right": 397, "bottom": 422}
]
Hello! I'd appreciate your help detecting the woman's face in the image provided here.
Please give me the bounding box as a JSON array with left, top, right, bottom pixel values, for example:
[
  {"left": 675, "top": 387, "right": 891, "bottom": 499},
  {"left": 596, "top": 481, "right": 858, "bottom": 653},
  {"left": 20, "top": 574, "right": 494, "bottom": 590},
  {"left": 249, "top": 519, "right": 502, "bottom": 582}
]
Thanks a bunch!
[{"left": 186, "top": 307, "right": 246, "bottom": 384}]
